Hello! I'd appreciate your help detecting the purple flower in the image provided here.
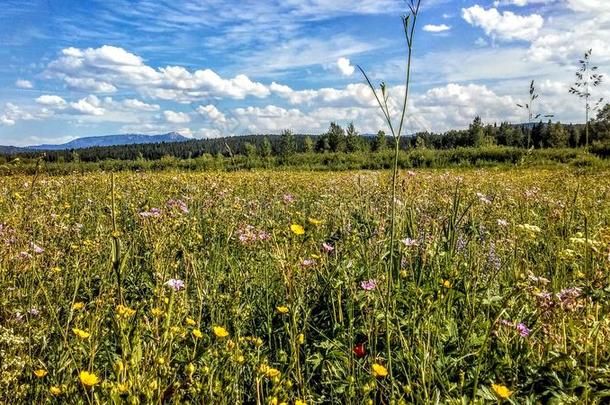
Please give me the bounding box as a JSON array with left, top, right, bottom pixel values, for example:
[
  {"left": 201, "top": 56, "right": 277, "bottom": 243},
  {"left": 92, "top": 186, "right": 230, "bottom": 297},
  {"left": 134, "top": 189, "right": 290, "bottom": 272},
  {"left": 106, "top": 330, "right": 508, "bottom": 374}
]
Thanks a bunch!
[
  {"left": 19, "top": 251, "right": 32, "bottom": 259},
  {"left": 167, "top": 199, "right": 189, "bottom": 214},
  {"left": 258, "top": 231, "right": 270, "bottom": 241},
  {"left": 28, "top": 308, "right": 40, "bottom": 316},
  {"left": 516, "top": 323, "right": 531, "bottom": 337},
  {"left": 164, "top": 279, "right": 185, "bottom": 292},
  {"left": 322, "top": 242, "right": 334, "bottom": 253},
  {"left": 407, "top": 171, "right": 416, "bottom": 177},
  {"left": 360, "top": 279, "right": 377, "bottom": 292},
  {"left": 283, "top": 194, "right": 295, "bottom": 204},
  {"left": 140, "top": 208, "right": 162, "bottom": 218}
]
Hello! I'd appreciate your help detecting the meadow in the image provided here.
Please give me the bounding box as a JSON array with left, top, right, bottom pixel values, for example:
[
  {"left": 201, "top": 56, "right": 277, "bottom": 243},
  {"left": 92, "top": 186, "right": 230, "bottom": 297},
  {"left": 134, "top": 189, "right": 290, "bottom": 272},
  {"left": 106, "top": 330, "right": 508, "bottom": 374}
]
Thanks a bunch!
[{"left": 1, "top": 167, "right": 610, "bottom": 404}]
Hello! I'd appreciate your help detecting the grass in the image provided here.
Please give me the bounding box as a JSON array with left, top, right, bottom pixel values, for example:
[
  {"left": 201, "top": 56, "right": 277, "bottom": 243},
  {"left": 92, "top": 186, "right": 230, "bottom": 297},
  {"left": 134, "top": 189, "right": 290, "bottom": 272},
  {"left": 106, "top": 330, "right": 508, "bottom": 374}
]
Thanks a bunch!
[{"left": 1, "top": 167, "right": 610, "bottom": 404}]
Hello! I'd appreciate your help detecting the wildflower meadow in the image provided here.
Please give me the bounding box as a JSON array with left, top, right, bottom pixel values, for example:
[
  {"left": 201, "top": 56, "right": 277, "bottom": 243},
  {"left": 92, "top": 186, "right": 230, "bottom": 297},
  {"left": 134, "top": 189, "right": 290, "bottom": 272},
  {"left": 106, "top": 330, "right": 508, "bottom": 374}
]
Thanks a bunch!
[{"left": 1, "top": 167, "right": 610, "bottom": 403}]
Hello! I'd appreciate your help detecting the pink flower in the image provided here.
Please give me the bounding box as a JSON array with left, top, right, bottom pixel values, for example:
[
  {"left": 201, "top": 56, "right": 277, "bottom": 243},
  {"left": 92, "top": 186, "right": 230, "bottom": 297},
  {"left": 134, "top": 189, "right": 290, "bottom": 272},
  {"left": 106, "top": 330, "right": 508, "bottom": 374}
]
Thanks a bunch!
[
  {"left": 516, "top": 323, "right": 531, "bottom": 337},
  {"left": 301, "top": 259, "right": 316, "bottom": 268},
  {"left": 30, "top": 243, "right": 44, "bottom": 254},
  {"left": 283, "top": 194, "right": 295, "bottom": 203},
  {"left": 322, "top": 242, "right": 334, "bottom": 253},
  {"left": 360, "top": 279, "right": 377, "bottom": 292},
  {"left": 400, "top": 238, "right": 419, "bottom": 247},
  {"left": 407, "top": 171, "right": 416, "bottom": 177}
]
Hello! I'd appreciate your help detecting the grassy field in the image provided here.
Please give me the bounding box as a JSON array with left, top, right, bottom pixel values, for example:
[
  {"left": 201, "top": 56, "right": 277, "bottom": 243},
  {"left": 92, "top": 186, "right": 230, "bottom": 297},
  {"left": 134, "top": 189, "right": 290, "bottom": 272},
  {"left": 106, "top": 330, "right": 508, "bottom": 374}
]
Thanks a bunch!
[{"left": 1, "top": 167, "right": 610, "bottom": 404}]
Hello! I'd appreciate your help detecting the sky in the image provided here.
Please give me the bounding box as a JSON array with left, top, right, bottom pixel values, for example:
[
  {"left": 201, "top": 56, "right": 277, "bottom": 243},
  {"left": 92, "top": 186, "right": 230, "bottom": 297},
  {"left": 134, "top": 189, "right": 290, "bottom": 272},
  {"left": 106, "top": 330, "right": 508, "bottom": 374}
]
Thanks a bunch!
[{"left": 0, "top": 0, "right": 609, "bottom": 146}]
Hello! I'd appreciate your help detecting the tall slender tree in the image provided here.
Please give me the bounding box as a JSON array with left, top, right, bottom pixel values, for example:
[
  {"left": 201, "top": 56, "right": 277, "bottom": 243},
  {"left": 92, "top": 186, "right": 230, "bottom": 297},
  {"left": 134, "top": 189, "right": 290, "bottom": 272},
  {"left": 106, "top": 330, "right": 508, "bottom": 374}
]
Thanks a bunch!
[{"left": 570, "top": 49, "right": 604, "bottom": 148}]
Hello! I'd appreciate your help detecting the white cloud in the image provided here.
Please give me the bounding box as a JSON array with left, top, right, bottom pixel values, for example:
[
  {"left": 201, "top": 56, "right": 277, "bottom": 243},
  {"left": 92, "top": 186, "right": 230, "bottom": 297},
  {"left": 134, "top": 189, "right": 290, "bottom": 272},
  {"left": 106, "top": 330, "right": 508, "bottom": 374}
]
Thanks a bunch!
[
  {"left": 163, "top": 110, "right": 191, "bottom": 124},
  {"left": 64, "top": 77, "right": 117, "bottom": 93},
  {"left": 423, "top": 24, "right": 451, "bottom": 33},
  {"left": 46, "top": 45, "right": 272, "bottom": 102},
  {"left": 196, "top": 105, "right": 228, "bottom": 124},
  {"left": 15, "top": 79, "right": 34, "bottom": 89},
  {"left": 122, "top": 99, "right": 160, "bottom": 111},
  {"left": 462, "top": 5, "right": 544, "bottom": 41},
  {"left": 70, "top": 95, "right": 105, "bottom": 116},
  {"left": 336, "top": 57, "right": 355, "bottom": 76},
  {"left": 36, "top": 95, "right": 67, "bottom": 108},
  {"left": 0, "top": 102, "right": 50, "bottom": 126}
]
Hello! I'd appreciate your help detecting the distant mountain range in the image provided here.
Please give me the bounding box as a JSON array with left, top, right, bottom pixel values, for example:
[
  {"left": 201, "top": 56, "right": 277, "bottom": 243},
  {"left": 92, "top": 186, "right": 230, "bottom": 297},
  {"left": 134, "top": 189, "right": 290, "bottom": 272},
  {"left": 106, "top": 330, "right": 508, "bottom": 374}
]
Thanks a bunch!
[{"left": 24, "top": 132, "right": 189, "bottom": 151}]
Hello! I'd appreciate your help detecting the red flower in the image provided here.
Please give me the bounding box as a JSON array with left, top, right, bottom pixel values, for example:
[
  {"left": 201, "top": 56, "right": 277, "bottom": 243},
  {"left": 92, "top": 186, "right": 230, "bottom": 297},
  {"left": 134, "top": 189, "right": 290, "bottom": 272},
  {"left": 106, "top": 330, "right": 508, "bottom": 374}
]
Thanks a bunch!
[{"left": 353, "top": 343, "right": 366, "bottom": 358}]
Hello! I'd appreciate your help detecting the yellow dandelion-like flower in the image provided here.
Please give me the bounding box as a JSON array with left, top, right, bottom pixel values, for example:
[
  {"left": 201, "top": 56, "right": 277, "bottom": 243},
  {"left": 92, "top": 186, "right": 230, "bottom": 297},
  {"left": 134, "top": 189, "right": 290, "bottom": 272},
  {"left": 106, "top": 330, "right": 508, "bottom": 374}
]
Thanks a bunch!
[
  {"left": 192, "top": 328, "right": 203, "bottom": 339},
  {"left": 372, "top": 363, "right": 388, "bottom": 378},
  {"left": 295, "top": 400, "right": 307, "bottom": 405},
  {"left": 115, "top": 304, "right": 136, "bottom": 319},
  {"left": 79, "top": 371, "right": 100, "bottom": 388},
  {"left": 213, "top": 326, "right": 229, "bottom": 338},
  {"left": 290, "top": 224, "right": 305, "bottom": 235},
  {"left": 491, "top": 383, "right": 513, "bottom": 400},
  {"left": 72, "top": 302, "right": 85, "bottom": 311},
  {"left": 442, "top": 279, "right": 452, "bottom": 289},
  {"left": 265, "top": 367, "right": 281, "bottom": 378},
  {"left": 186, "top": 363, "right": 196, "bottom": 375},
  {"left": 186, "top": 317, "right": 196, "bottom": 326},
  {"left": 297, "top": 333, "right": 305, "bottom": 345},
  {"left": 49, "top": 386, "right": 62, "bottom": 396},
  {"left": 117, "top": 383, "right": 129, "bottom": 393},
  {"left": 72, "top": 328, "right": 90, "bottom": 339},
  {"left": 276, "top": 306, "right": 289, "bottom": 315},
  {"left": 34, "top": 369, "right": 47, "bottom": 378}
]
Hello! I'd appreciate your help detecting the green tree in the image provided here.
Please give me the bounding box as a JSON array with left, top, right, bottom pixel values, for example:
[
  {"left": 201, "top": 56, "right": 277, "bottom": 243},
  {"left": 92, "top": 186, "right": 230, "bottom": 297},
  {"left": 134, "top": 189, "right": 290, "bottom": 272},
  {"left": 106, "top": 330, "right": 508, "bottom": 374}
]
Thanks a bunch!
[
  {"left": 303, "top": 136, "right": 314, "bottom": 153},
  {"left": 467, "top": 116, "right": 484, "bottom": 147},
  {"left": 373, "top": 130, "right": 387, "bottom": 152},
  {"left": 260, "top": 137, "right": 272, "bottom": 157},
  {"left": 547, "top": 122, "right": 568, "bottom": 148},
  {"left": 345, "top": 122, "right": 363, "bottom": 153},
  {"left": 279, "top": 130, "right": 296, "bottom": 157},
  {"left": 244, "top": 142, "right": 257, "bottom": 158},
  {"left": 326, "top": 122, "right": 346, "bottom": 153}
]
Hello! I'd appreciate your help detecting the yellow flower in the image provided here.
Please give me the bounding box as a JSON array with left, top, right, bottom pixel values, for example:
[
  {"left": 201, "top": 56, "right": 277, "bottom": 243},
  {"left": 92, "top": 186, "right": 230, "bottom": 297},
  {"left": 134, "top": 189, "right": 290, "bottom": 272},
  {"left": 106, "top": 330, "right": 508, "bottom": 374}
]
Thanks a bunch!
[
  {"left": 192, "top": 328, "right": 203, "bottom": 339},
  {"left": 114, "top": 360, "right": 125, "bottom": 373},
  {"left": 492, "top": 384, "right": 513, "bottom": 400},
  {"left": 308, "top": 218, "right": 323, "bottom": 226},
  {"left": 372, "top": 363, "right": 388, "bottom": 378},
  {"left": 276, "top": 306, "right": 289, "bottom": 315},
  {"left": 117, "top": 383, "right": 129, "bottom": 393},
  {"left": 151, "top": 307, "right": 164, "bottom": 317},
  {"left": 442, "top": 279, "right": 452, "bottom": 289},
  {"left": 72, "top": 302, "right": 85, "bottom": 311},
  {"left": 186, "top": 317, "right": 196, "bottom": 326},
  {"left": 265, "top": 367, "right": 281, "bottom": 378},
  {"left": 213, "top": 326, "right": 229, "bottom": 338},
  {"left": 79, "top": 371, "right": 100, "bottom": 388},
  {"left": 235, "top": 355, "right": 245, "bottom": 364},
  {"left": 186, "top": 363, "right": 196, "bottom": 375},
  {"left": 72, "top": 328, "right": 90, "bottom": 339},
  {"left": 49, "top": 386, "right": 62, "bottom": 396},
  {"left": 115, "top": 304, "right": 136, "bottom": 319},
  {"left": 34, "top": 369, "right": 47, "bottom": 378},
  {"left": 290, "top": 224, "right": 305, "bottom": 235},
  {"left": 295, "top": 400, "right": 307, "bottom": 405},
  {"left": 297, "top": 333, "right": 305, "bottom": 345}
]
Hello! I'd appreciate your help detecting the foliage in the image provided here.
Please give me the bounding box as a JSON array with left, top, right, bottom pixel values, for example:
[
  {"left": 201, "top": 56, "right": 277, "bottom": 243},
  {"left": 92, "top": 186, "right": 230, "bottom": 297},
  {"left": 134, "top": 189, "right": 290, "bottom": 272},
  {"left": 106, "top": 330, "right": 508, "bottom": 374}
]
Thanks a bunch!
[{"left": 1, "top": 168, "right": 610, "bottom": 403}]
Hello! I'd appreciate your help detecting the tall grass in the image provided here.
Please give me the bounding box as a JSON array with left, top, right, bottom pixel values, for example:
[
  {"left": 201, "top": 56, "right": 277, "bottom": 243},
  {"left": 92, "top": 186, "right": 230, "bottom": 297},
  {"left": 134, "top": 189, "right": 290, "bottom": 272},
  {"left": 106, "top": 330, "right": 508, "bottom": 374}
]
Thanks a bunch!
[{"left": 1, "top": 168, "right": 609, "bottom": 403}]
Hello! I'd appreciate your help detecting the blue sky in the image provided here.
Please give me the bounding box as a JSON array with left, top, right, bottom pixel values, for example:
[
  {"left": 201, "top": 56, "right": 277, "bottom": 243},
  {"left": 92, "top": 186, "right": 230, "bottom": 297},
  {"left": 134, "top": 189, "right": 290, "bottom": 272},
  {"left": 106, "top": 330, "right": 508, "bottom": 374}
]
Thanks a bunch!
[{"left": 1, "top": 0, "right": 608, "bottom": 146}]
